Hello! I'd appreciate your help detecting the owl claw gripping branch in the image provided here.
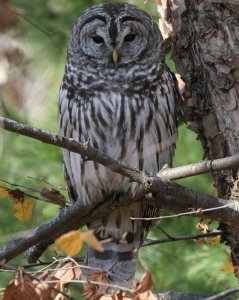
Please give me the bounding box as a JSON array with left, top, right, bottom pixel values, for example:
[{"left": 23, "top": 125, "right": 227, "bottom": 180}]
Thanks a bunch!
[{"left": 58, "top": 3, "right": 181, "bottom": 285}]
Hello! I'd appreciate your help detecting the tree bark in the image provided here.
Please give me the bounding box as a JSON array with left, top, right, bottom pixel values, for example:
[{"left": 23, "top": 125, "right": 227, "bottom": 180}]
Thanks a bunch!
[{"left": 160, "top": 0, "right": 239, "bottom": 277}]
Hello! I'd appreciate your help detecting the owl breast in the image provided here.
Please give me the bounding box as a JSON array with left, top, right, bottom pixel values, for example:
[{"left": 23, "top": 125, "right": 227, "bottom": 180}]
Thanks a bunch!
[{"left": 59, "top": 68, "right": 178, "bottom": 206}]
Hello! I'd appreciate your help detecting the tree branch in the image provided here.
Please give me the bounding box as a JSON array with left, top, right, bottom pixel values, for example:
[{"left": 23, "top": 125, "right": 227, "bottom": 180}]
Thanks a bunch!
[
  {"left": 1, "top": 117, "right": 239, "bottom": 263},
  {"left": 158, "top": 155, "right": 239, "bottom": 180},
  {"left": 1, "top": 117, "right": 239, "bottom": 182},
  {"left": 143, "top": 230, "right": 222, "bottom": 247},
  {"left": 205, "top": 287, "right": 239, "bottom": 300}
]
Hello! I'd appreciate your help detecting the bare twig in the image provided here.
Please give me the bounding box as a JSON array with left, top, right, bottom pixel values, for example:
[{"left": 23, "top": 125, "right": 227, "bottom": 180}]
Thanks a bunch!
[
  {"left": 158, "top": 155, "right": 239, "bottom": 180},
  {"left": 143, "top": 230, "right": 222, "bottom": 247},
  {"left": 131, "top": 203, "right": 235, "bottom": 221},
  {"left": 1, "top": 117, "right": 239, "bottom": 263},
  {"left": 1, "top": 117, "right": 239, "bottom": 183},
  {"left": 205, "top": 287, "right": 239, "bottom": 300},
  {"left": 27, "top": 176, "right": 66, "bottom": 190}
]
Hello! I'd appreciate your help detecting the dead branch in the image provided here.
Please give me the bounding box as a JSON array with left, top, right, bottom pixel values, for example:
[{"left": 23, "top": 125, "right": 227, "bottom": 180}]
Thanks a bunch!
[
  {"left": 1, "top": 117, "right": 239, "bottom": 262},
  {"left": 143, "top": 230, "right": 222, "bottom": 247},
  {"left": 1, "top": 117, "right": 239, "bottom": 182},
  {"left": 158, "top": 155, "right": 239, "bottom": 180},
  {"left": 205, "top": 287, "right": 239, "bottom": 300}
]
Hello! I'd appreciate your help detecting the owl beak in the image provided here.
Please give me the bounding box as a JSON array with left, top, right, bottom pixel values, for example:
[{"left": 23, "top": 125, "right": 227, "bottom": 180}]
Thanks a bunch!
[{"left": 112, "top": 49, "right": 118, "bottom": 64}]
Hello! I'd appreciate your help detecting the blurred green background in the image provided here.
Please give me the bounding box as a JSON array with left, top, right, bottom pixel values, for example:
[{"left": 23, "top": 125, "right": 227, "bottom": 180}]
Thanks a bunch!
[{"left": 0, "top": 0, "right": 237, "bottom": 298}]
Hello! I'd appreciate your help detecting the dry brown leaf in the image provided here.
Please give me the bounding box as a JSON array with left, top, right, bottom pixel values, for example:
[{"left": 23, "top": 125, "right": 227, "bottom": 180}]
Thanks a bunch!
[
  {"left": 4, "top": 273, "right": 52, "bottom": 300},
  {"left": 40, "top": 188, "right": 66, "bottom": 208},
  {"left": 98, "top": 295, "right": 114, "bottom": 300},
  {"left": 83, "top": 272, "right": 109, "bottom": 300},
  {"left": 100, "top": 292, "right": 132, "bottom": 300},
  {"left": 134, "top": 290, "right": 158, "bottom": 300},
  {"left": 35, "top": 282, "right": 52, "bottom": 299},
  {"left": 209, "top": 235, "right": 220, "bottom": 246},
  {"left": 136, "top": 272, "right": 153, "bottom": 294},
  {"left": 196, "top": 222, "right": 209, "bottom": 233},
  {"left": 194, "top": 238, "right": 207, "bottom": 245},
  {"left": 37, "top": 270, "right": 49, "bottom": 281},
  {"left": 82, "top": 230, "right": 104, "bottom": 252},
  {"left": 55, "top": 231, "right": 83, "bottom": 257},
  {"left": 0, "top": 0, "right": 15, "bottom": 29},
  {"left": 8, "top": 188, "right": 25, "bottom": 201},
  {"left": 53, "top": 293, "right": 67, "bottom": 300},
  {"left": 53, "top": 261, "right": 82, "bottom": 288}
]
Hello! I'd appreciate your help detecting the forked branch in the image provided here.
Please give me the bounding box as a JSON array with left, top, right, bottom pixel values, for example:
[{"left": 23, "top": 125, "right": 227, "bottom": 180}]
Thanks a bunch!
[{"left": 0, "top": 116, "right": 239, "bottom": 263}]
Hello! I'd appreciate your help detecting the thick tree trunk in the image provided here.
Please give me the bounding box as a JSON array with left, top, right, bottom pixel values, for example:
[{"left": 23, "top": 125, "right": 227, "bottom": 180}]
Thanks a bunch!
[{"left": 160, "top": 0, "right": 239, "bottom": 277}]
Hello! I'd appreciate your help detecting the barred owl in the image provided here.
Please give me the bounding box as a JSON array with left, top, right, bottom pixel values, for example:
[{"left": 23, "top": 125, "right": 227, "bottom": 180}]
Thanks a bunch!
[{"left": 59, "top": 3, "right": 180, "bottom": 284}]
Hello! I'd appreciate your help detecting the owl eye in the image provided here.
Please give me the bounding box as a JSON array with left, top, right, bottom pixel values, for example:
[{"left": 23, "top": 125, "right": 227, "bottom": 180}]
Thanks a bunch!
[
  {"left": 124, "top": 34, "right": 136, "bottom": 42},
  {"left": 92, "top": 35, "right": 104, "bottom": 44}
]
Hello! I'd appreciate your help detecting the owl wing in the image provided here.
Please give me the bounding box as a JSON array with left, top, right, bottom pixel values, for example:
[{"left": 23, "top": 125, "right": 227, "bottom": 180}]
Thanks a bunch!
[{"left": 58, "top": 83, "right": 81, "bottom": 203}]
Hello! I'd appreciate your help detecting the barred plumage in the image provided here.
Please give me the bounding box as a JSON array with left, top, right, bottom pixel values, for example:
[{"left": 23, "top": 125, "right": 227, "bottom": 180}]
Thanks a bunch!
[{"left": 58, "top": 3, "right": 180, "bottom": 284}]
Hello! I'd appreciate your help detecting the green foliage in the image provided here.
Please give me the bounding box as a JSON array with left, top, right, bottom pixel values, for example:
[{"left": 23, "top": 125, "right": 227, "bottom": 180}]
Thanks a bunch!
[{"left": 0, "top": 0, "right": 236, "bottom": 296}]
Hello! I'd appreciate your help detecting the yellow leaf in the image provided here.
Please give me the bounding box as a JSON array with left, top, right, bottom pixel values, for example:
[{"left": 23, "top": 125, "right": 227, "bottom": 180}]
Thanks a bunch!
[
  {"left": 56, "top": 231, "right": 83, "bottom": 257},
  {"left": 209, "top": 235, "right": 220, "bottom": 246},
  {"left": 194, "top": 238, "right": 207, "bottom": 245},
  {"left": 82, "top": 230, "right": 104, "bottom": 252},
  {"left": 221, "top": 264, "right": 234, "bottom": 273},
  {"left": 0, "top": 184, "right": 9, "bottom": 199},
  {"left": 13, "top": 197, "right": 33, "bottom": 222}
]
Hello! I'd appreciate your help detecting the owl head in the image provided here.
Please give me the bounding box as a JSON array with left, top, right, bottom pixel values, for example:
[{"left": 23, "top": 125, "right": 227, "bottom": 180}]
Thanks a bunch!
[{"left": 67, "top": 3, "right": 164, "bottom": 68}]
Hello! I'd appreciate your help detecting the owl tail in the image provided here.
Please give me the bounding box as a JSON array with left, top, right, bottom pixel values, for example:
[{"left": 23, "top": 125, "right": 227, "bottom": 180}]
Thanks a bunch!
[{"left": 85, "top": 203, "right": 143, "bottom": 285}]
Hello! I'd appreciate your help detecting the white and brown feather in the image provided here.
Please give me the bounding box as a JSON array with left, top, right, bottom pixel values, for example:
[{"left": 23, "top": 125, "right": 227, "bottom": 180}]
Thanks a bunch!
[{"left": 58, "top": 3, "right": 180, "bottom": 283}]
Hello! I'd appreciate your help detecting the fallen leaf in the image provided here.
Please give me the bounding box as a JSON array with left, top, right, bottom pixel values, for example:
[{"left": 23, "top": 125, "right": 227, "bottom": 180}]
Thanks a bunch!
[
  {"left": 12, "top": 197, "right": 34, "bottom": 223},
  {"left": 0, "top": 184, "right": 9, "bottom": 199},
  {"left": 82, "top": 230, "right": 104, "bottom": 252},
  {"left": 53, "top": 261, "right": 82, "bottom": 288},
  {"left": 196, "top": 222, "right": 209, "bottom": 233},
  {"left": 134, "top": 290, "right": 158, "bottom": 300},
  {"left": 40, "top": 188, "right": 66, "bottom": 208},
  {"left": 194, "top": 238, "right": 207, "bottom": 245},
  {"left": 98, "top": 296, "right": 114, "bottom": 300},
  {"left": 100, "top": 292, "right": 132, "bottom": 300},
  {"left": 35, "top": 282, "right": 52, "bottom": 299},
  {"left": 0, "top": 0, "right": 15, "bottom": 29},
  {"left": 209, "top": 235, "right": 220, "bottom": 246},
  {"left": 55, "top": 231, "right": 83, "bottom": 257},
  {"left": 8, "top": 188, "right": 25, "bottom": 201},
  {"left": 53, "top": 293, "right": 66, "bottom": 300},
  {"left": 83, "top": 272, "right": 109, "bottom": 300},
  {"left": 4, "top": 273, "right": 52, "bottom": 300},
  {"left": 136, "top": 272, "right": 153, "bottom": 294}
]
